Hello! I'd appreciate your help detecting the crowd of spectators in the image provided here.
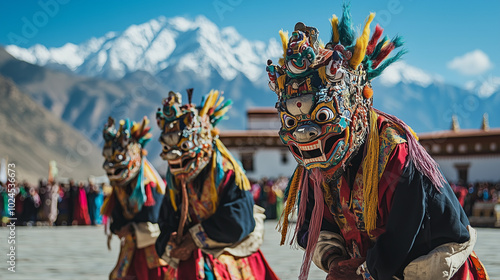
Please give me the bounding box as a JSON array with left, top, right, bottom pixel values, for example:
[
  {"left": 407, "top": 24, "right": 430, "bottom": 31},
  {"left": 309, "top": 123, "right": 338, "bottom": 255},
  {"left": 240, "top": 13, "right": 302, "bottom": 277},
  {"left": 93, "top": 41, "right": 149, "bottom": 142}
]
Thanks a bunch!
[
  {"left": 249, "top": 176, "right": 289, "bottom": 220},
  {"left": 0, "top": 178, "right": 109, "bottom": 227},
  {"left": 2, "top": 176, "right": 499, "bottom": 227},
  {"left": 452, "top": 181, "right": 500, "bottom": 217}
]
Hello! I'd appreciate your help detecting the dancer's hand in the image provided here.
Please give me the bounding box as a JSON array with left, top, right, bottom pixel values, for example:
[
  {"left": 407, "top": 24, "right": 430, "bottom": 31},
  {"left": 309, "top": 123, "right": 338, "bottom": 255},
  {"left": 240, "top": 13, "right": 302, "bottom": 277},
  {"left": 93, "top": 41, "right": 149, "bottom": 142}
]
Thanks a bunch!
[
  {"left": 166, "top": 232, "right": 179, "bottom": 255},
  {"left": 170, "top": 234, "right": 197, "bottom": 261},
  {"left": 326, "top": 257, "right": 365, "bottom": 280},
  {"left": 115, "top": 224, "right": 132, "bottom": 239}
]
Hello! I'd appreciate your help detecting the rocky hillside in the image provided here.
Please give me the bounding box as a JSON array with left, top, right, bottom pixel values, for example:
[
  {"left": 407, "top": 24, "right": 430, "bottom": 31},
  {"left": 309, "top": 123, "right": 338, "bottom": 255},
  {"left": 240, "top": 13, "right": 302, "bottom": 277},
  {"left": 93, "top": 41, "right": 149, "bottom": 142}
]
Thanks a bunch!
[{"left": 0, "top": 75, "right": 105, "bottom": 183}]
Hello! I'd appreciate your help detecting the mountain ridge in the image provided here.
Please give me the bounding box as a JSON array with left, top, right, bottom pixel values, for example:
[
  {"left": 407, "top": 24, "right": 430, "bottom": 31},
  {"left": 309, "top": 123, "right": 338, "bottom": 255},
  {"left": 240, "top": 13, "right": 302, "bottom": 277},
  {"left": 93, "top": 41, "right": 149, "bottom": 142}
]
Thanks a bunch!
[
  {"left": 2, "top": 15, "right": 499, "bottom": 137},
  {"left": 1, "top": 14, "right": 499, "bottom": 183},
  {"left": 0, "top": 74, "right": 105, "bottom": 182},
  {"left": 5, "top": 15, "right": 281, "bottom": 82}
]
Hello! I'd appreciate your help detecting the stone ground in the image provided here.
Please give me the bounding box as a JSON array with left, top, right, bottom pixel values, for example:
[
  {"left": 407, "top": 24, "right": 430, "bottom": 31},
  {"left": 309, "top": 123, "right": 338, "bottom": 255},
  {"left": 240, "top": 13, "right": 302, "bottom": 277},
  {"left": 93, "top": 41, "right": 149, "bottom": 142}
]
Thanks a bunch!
[{"left": 0, "top": 221, "right": 498, "bottom": 279}]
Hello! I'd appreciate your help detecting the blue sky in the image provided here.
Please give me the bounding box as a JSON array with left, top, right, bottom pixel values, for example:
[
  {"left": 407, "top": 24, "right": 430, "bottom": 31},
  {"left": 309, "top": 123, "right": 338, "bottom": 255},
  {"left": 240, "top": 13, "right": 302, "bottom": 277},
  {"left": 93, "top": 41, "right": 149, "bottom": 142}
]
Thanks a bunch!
[{"left": 0, "top": 0, "right": 498, "bottom": 89}]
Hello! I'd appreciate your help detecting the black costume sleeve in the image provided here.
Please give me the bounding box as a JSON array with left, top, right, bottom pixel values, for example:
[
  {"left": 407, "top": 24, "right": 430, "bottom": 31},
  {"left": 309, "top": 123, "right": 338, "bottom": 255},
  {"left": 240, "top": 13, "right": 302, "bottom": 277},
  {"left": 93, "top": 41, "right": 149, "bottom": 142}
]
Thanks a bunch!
[
  {"left": 200, "top": 171, "right": 256, "bottom": 244},
  {"left": 155, "top": 190, "right": 180, "bottom": 257},
  {"left": 366, "top": 161, "right": 471, "bottom": 280},
  {"left": 110, "top": 186, "right": 164, "bottom": 234}
]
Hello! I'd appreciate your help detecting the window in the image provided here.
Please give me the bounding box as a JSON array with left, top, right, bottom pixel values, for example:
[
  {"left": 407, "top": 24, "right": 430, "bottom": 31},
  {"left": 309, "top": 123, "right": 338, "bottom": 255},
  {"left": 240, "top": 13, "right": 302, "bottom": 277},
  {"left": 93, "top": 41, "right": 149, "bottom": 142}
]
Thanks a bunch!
[
  {"left": 281, "top": 152, "right": 288, "bottom": 164},
  {"left": 475, "top": 143, "right": 482, "bottom": 152},
  {"left": 454, "top": 163, "right": 470, "bottom": 185},
  {"left": 446, "top": 144, "right": 453, "bottom": 153},
  {"left": 241, "top": 153, "right": 254, "bottom": 172},
  {"left": 490, "top": 142, "right": 497, "bottom": 151},
  {"left": 458, "top": 144, "right": 467, "bottom": 153},
  {"left": 432, "top": 144, "right": 441, "bottom": 153}
]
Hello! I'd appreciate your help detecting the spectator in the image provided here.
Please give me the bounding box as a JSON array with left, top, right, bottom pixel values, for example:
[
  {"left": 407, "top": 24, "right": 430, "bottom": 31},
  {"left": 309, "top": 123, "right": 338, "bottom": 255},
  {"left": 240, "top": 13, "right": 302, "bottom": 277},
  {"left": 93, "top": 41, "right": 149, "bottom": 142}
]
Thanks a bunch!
[{"left": 72, "top": 181, "right": 90, "bottom": 225}]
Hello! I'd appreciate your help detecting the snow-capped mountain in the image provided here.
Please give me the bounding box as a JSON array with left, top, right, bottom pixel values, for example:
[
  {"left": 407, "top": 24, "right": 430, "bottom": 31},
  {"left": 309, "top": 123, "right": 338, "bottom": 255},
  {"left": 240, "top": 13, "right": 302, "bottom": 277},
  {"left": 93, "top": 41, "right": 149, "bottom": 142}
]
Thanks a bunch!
[
  {"left": 377, "top": 61, "right": 443, "bottom": 88},
  {"left": 370, "top": 61, "right": 499, "bottom": 132},
  {"left": 6, "top": 15, "right": 281, "bottom": 82},
  {"left": 3, "top": 15, "right": 500, "bottom": 135},
  {"left": 464, "top": 76, "right": 500, "bottom": 98},
  {"left": 3, "top": 14, "right": 500, "bottom": 183}
]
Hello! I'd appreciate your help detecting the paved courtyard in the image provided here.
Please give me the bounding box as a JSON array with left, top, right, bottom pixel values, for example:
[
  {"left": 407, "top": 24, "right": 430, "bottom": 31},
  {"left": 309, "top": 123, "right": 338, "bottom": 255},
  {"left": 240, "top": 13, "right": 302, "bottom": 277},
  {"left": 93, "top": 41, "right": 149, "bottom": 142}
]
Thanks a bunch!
[{"left": 0, "top": 221, "right": 498, "bottom": 279}]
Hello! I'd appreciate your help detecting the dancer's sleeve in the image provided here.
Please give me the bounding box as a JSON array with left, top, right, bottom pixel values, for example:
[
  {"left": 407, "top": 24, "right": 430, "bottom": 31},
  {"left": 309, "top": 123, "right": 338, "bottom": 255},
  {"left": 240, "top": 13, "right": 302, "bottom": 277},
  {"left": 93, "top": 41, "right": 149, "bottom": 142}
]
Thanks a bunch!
[
  {"left": 111, "top": 183, "right": 164, "bottom": 234},
  {"left": 366, "top": 143, "right": 470, "bottom": 279},
  {"left": 190, "top": 170, "right": 256, "bottom": 248},
  {"left": 155, "top": 189, "right": 180, "bottom": 257}
]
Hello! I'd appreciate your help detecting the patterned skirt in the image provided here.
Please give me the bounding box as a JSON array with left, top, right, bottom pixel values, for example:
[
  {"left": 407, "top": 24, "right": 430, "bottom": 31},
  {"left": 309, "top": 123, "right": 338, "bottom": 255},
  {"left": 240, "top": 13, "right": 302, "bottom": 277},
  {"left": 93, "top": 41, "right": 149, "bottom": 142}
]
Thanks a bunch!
[
  {"left": 176, "top": 248, "right": 280, "bottom": 280},
  {"left": 451, "top": 251, "right": 489, "bottom": 280},
  {"left": 111, "top": 235, "right": 175, "bottom": 280}
]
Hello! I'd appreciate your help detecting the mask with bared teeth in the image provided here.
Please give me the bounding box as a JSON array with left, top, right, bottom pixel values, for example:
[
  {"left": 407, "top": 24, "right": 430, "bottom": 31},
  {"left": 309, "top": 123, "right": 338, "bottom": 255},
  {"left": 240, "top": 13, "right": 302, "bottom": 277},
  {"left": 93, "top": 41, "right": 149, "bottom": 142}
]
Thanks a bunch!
[
  {"left": 156, "top": 89, "right": 230, "bottom": 182},
  {"left": 267, "top": 16, "right": 404, "bottom": 180}
]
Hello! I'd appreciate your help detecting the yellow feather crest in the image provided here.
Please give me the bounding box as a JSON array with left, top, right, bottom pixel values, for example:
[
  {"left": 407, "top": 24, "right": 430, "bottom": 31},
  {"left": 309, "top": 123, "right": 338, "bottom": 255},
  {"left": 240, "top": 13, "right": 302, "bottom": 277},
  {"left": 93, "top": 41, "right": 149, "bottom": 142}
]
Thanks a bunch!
[
  {"left": 131, "top": 123, "right": 140, "bottom": 134},
  {"left": 319, "top": 41, "right": 325, "bottom": 49},
  {"left": 330, "top": 14, "right": 339, "bottom": 44},
  {"left": 213, "top": 107, "right": 229, "bottom": 118},
  {"left": 382, "top": 39, "right": 390, "bottom": 49},
  {"left": 200, "top": 90, "right": 220, "bottom": 117},
  {"left": 215, "top": 96, "right": 225, "bottom": 108},
  {"left": 350, "top": 12, "right": 375, "bottom": 69},
  {"left": 279, "top": 30, "right": 289, "bottom": 66}
]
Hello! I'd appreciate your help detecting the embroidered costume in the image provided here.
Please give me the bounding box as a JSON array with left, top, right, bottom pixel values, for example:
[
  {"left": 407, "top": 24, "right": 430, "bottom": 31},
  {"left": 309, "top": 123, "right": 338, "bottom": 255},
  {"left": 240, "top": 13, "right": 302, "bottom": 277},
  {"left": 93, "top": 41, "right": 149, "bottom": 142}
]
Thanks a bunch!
[
  {"left": 155, "top": 89, "right": 279, "bottom": 280},
  {"left": 267, "top": 4, "right": 489, "bottom": 280},
  {"left": 101, "top": 116, "right": 175, "bottom": 280}
]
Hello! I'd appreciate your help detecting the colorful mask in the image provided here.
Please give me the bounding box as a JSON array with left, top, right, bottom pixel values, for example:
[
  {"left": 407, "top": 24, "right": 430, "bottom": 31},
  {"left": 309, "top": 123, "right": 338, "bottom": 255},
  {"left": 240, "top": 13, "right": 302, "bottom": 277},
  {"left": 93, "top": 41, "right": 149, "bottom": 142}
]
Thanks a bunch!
[
  {"left": 102, "top": 117, "right": 152, "bottom": 186},
  {"left": 267, "top": 9, "right": 405, "bottom": 180},
  {"left": 156, "top": 89, "right": 232, "bottom": 182}
]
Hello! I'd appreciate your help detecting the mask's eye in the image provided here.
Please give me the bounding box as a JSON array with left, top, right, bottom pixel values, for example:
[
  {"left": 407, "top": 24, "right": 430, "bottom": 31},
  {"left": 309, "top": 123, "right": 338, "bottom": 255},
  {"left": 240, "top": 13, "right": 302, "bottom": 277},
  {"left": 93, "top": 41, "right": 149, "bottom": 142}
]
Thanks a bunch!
[
  {"left": 161, "top": 144, "right": 170, "bottom": 151},
  {"left": 316, "top": 107, "right": 335, "bottom": 122},
  {"left": 103, "top": 148, "right": 112, "bottom": 158},
  {"left": 181, "top": 140, "right": 194, "bottom": 150},
  {"left": 283, "top": 115, "right": 297, "bottom": 128},
  {"left": 115, "top": 154, "right": 124, "bottom": 161}
]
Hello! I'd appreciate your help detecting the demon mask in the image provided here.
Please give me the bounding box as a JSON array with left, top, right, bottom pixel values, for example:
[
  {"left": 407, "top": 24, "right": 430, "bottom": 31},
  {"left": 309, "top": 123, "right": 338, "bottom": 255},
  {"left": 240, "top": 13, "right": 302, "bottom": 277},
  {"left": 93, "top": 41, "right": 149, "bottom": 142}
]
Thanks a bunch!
[
  {"left": 267, "top": 13, "right": 404, "bottom": 180},
  {"left": 102, "top": 117, "right": 152, "bottom": 186},
  {"left": 156, "top": 89, "right": 231, "bottom": 182}
]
